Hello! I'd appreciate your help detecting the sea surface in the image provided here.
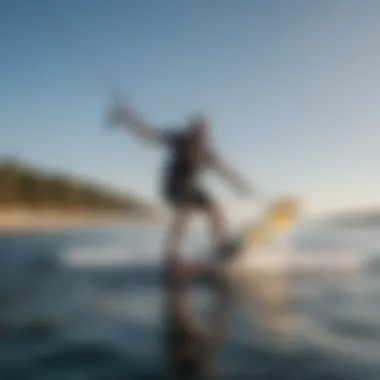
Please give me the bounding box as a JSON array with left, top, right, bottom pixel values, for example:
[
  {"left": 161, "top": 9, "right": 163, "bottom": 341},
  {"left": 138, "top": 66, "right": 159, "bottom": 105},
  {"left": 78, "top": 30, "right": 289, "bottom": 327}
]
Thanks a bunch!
[{"left": 0, "top": 222, "right": 379, "bottom": 380}]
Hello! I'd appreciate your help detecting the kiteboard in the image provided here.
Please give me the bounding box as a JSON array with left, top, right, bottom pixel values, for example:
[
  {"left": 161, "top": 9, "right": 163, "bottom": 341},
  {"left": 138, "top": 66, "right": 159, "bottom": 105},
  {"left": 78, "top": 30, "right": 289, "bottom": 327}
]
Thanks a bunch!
[{"left": 175, "top": 196, "right": 300, "bottom": 282}]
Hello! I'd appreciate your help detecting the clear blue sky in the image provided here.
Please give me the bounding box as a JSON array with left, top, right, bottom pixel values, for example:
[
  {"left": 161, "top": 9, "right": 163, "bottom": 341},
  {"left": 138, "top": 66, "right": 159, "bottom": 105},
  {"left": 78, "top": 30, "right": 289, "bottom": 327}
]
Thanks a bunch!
[{"left": 1, "top": 0, "right": 380, "bottom": 217}]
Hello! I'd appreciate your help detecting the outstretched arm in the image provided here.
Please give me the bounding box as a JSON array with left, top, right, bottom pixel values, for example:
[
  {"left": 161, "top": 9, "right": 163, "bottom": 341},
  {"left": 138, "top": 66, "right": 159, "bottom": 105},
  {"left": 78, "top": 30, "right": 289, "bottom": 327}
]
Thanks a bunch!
[
  {"left": 210, "top": 151, "right": 253, "bottom": 195},
  {"left": 107, "top": 101, "right": 165, "bottom": 146}
]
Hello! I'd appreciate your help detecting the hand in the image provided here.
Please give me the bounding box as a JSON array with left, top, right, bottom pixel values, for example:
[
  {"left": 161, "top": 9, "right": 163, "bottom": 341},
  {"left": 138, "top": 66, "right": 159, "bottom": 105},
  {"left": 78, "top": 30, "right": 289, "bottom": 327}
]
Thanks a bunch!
[
  {"left": 106, "top": 100, "right": 137, "bottom": 128},
  {"left": 106, "top": 102, "right": 124, "bottom": 128}
]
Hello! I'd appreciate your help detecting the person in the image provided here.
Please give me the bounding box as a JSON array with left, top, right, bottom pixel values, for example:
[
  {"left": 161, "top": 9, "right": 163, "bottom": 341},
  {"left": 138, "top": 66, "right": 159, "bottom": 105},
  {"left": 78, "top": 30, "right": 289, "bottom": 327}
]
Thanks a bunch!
[
  {"left": 107, "top": 100, "right": 253, "bottom": 262},
  {"left": 107, "top": 100, "right": 254, "bottom": 378}
]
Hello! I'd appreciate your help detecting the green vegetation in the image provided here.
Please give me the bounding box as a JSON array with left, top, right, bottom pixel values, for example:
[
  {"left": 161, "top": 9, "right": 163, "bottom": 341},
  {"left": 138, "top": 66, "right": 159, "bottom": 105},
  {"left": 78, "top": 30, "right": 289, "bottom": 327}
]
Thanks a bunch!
[{"left": 0, "top": 158, "right": 156, "bottom": 217}]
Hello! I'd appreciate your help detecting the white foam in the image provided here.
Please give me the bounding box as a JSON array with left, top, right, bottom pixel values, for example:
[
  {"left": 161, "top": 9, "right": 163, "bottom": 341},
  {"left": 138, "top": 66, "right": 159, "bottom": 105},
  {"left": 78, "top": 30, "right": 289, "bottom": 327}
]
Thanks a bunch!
[
  {"left": 232, "top": 248, "right": 367, "bottom": 275},
  {"left": 59, "top": 244, "right": 136, "bottom": 267}
]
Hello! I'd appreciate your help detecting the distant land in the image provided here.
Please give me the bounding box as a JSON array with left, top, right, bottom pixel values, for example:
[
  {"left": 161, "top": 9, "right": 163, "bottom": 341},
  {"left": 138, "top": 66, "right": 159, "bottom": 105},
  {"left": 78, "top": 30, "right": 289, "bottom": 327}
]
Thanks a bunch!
[
  {"left": 324, "top": 208, "right": 380, "bottom": 227},
  {"left": 0, "top": 157, "right": 161, "bottom": 233}
]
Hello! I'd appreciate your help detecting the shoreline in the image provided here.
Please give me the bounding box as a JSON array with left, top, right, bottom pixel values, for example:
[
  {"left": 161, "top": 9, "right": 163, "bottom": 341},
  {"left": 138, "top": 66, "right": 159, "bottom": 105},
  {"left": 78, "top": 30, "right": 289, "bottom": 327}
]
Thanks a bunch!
[{"left": 0, "top": 209, "right": 162, "bottom": 235}]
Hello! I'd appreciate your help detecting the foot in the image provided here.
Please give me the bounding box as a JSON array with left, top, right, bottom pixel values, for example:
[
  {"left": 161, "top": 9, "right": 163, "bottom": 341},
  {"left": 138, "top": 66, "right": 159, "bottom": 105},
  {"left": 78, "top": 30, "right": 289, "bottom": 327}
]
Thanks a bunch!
[{"left": 216, "top": 239, "right": 240, "bottom": 263}]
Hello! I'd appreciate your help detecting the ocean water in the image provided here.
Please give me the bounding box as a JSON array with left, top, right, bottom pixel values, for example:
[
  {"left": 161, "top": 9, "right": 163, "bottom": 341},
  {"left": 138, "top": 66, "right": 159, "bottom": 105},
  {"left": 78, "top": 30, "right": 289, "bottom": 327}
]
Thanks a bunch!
[{"left": 0, "top": 223, "right": 379, "bottom": 380}]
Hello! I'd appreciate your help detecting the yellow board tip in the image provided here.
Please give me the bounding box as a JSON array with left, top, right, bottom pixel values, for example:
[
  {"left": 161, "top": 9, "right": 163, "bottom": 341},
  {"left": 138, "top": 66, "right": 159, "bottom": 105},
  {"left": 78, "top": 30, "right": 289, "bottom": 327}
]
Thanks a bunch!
[{"left": 242, "top": 196, "right": 300, "bottom": 249}]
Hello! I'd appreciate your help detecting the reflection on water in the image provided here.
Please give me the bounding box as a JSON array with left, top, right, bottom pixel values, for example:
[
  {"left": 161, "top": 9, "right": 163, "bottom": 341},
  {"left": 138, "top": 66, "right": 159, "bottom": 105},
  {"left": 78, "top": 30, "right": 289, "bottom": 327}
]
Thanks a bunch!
[{"left": 0, "top": 224, "right": 380, "bottom": 379}]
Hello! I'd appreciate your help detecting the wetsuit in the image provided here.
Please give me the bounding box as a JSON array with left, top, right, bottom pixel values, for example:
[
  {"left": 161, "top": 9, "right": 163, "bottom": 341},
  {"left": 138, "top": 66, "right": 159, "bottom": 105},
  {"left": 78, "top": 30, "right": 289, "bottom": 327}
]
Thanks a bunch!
[{"left": 160, "top": 130, "right": 215, "bottom": 210}]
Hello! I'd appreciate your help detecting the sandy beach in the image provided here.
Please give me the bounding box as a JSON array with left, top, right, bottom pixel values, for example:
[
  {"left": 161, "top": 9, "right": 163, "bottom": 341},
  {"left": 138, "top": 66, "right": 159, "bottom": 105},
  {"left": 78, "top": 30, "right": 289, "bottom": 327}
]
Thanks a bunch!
[{"left": 0, "top": 209, "right": 161, "bottom": 234}]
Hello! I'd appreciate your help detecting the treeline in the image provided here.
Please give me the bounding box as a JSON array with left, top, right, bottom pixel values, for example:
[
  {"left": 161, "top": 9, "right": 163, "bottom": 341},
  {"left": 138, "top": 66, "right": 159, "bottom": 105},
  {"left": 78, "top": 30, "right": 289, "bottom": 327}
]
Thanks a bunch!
[{"left": 0, "top": 158, "right": 155, "bottom": 216}]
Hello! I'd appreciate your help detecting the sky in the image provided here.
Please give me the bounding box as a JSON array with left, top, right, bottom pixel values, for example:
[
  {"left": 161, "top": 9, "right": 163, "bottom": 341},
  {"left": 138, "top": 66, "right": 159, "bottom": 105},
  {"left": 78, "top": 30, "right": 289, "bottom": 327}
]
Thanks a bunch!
[{"left": 1, "top": 0, "right": 380, "bottom": 219}]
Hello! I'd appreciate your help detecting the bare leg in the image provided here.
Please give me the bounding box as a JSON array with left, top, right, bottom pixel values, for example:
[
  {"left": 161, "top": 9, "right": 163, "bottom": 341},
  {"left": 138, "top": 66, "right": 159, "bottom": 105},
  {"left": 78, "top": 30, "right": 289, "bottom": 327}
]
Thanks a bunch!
[
  {"left": 206, "top": 202, "right": 239, "bottom": 263},
  {"left": 206, "top": 202, "right": 229, "bottom": 250},
  {"left": 164, "top": 206, "right": 193, "bottom": 261}
]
